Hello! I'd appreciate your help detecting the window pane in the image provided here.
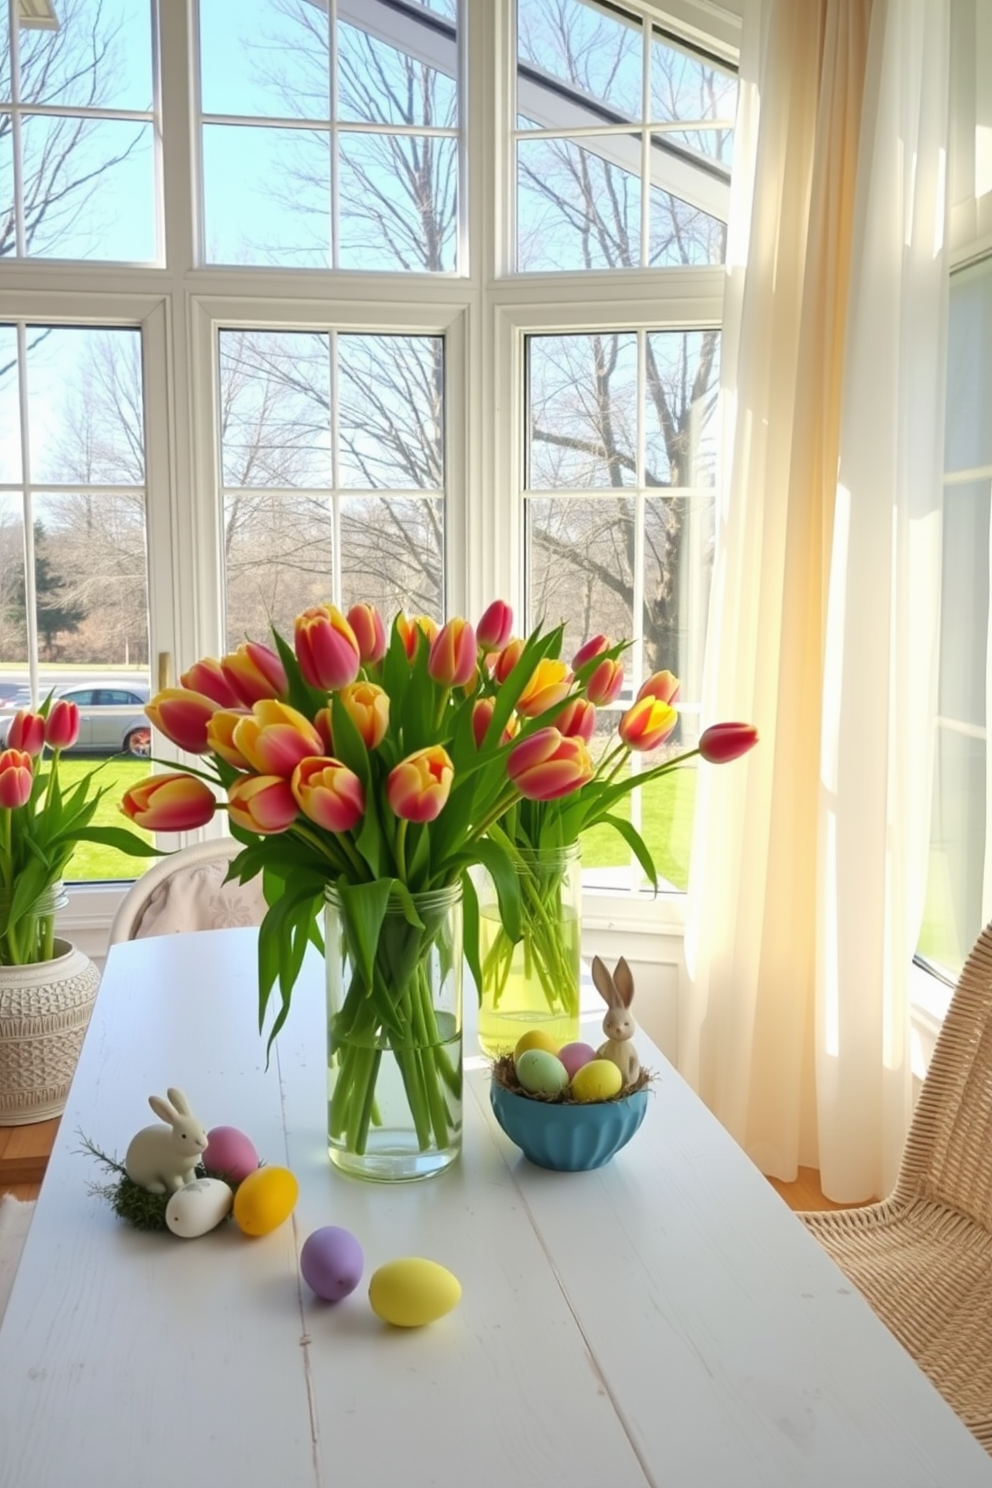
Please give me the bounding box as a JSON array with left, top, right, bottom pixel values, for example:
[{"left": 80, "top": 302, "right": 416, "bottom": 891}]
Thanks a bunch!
[
  {"left": 645, "top": 330, "right": 721, "bottom": 486},
  {"left": 224, "top": 491, "right": 335, "bottom": 647},
  {"left": 220, "top": 330, "right": 447, "bottom": 629},
  {"left": 341, "top": 495, "right": 443, "bottom": 619},
  {"left": 19, "top": 0, "right": 152, "bottom": 111},
  {"left": 32, "top": 491, "right": 149, "bottom": 675},
  {"left": 517, "top": 136, "right": 642, "bottom": 272},
  {"left": 338, "top": 22, "right": 457, "bottom": 127},
  {"left": 26, "top": 327, "right": 145, "bottom": 486},
  {"left": 0, "top": 327, "right": 21, "bottom": 482},
  {"left": 527, "top": 495, "right": 635, "bottom": 651},
  {"left": 338, "top": 335, "right": 444, "bottom": 489},
  {"left": 517, "top": 0, "right": 641, "bottom": 121},
  {"left": 199, "top": 0, "right": 461, "bottom": 273},
  {"left": 649, "top": 173, "right": 726, "bottom": 266},
  {"left": 922, "top": 255, "right": 992, "bottom": 977},
  {"left": 199, "top": 0, "right": 329, "bottom": 118},
  {"left": 945, "top": 261, "right": 992, "bottom": 471},
  {"left": 650, "top": 34, "right": 737, "bottom": 137},
  {"left": 338, "top": 132, "right": 457, "bottom": 272},
  {"left": 527, "top": 334, "right": 637, "bottom": 489},
  {"left": 644, "top": 494, "right": 713, "bottom": 686},
  {"left": 218, "top": 330, "right": 332, "bottom": 488},
  {"left": 19, "top": 116, "right": 155, "bottom": 261},
  {"left": 0, "top": 494, "right": 27, "bottom": 666},
  {"left": 202, "top": 124, "right": 330, "bottom": 268}
]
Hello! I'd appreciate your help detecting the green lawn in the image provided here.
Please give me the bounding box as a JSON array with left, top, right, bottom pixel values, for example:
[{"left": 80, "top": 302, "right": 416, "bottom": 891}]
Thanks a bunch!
[
  {"left": 58, "top": 757, "right": 156, "bottom": 883},
  {"left": 580, "top": 766, "right": 697, "bottom": 890}
]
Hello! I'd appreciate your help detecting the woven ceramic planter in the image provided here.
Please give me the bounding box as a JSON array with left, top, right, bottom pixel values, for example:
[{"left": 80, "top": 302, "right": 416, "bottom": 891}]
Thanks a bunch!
[{"left": 0, "top": 939, "right": 100, "bottom": 1125}]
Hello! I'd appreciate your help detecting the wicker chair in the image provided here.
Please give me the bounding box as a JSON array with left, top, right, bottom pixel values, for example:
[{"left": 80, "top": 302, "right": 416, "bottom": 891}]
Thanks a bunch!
[
  {"left": 800, "top": 923, "right": 992, "bottom": 1451},
  {"left": 108, "top": 838, "right": 266, "bottom": 944}
]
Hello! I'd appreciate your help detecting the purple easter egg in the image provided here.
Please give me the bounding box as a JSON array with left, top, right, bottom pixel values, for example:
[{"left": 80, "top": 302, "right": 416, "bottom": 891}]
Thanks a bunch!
[
  {"left": 558, "top": 1042, "right": 598, "bottom": 1080},
  {"left": 301, "top": 1226, "right": 364, "bottom": 1302}
]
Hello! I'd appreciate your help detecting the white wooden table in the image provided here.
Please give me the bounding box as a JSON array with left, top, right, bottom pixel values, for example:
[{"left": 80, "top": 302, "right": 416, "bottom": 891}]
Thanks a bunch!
[{"left": 1, "top": 928, "right": 990, "bottom": 1488}]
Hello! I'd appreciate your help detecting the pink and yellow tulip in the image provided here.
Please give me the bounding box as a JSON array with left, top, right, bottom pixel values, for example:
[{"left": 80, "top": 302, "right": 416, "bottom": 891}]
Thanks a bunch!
[
  {"left": 221, "top": 641, "right": 288, "bottom": 707},
  {"left": 428, "top": 618, "right": 477, "bottom": 688},
  {"left": 0, "top": 749, "right": 33, "bottom": 808},
  {"left": 347, "top": 603, "right": 387, "bottom": 665},
  {"left": 44, "top": 699, "right": 80, "bottom": 751},
  {"left": 572, "top": 634, "right": 610, "bottom": 670},
  {"left": 120, "top": 773, "right": 217, "bottom": 831},
  {"left": 232, "top": 700, "right": 324, "bottom": 777},
  {"left": 205, "top": 709, "right": 252, "bottom": 770},
  {"left": 227, "top": 774, "right": 298, "bottom": 835},
  {"left": 553, "top": 696, "right": 596, "bottom": 742},
  {"left": 585, "top": 658, "right": 624, "bottom": 707},
  {"left": 507, "top": 728, "right": 593, "bottom": 801},
  {"left": 294, "top": 605, "right": 361, "bottom": 692},
  {"left": 515, "top": 658, "right": 571, "bottom": 719},
  {"left": 6, "top": 710, "right": 45, "bottom": 757},
  {"left": 493, "top": 637, "right": 524, "bottom": 684},
  {"left": 386, "top": 745, "right": 454, "bottom": 823},
  {"left": 476, "top": 600, "right": 513, "bottom": 653},
  {"left": 339, "top": 681, "right": 389, "bottom": 750},
  {"left": 618, "top": 695, "right": 678, "bottom": 751},
  {"left": 699, "top": 722, "right": 758, "bottom": 764},
  {"left": 396, "top": 613, "right": 439, "bottom": 661},
  {"left": 145, "top": 688, "right": 219, "bottom": 755},
  {"left": 637, "top": 669, "right": 680, "bottom": 706},
  {"left": 292, "top": 757, "right": 365, "bottom": 832},
  {"left": 181, "top": 658, "right": 241, "bottom": 708}
]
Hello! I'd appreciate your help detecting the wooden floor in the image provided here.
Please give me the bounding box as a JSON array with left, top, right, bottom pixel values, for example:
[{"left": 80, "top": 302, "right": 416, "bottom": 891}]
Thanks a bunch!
[{"left": 0, "top": 1118, "right": 855, "bottom": 1211}]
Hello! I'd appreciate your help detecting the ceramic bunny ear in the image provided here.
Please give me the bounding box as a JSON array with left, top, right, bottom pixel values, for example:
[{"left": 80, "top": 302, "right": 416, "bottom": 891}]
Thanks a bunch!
[
  {"left": 148, "top": 1093, "right": 177, "bottom": 1124},
  {"left": 167, "top": 1088, "right": 191, "bottom": 1116},
  {"left": 591, "top": 956, "right": 620, "bottom": 1008},
  {"left": 613, "top": 958, "right": 634, "bottom": 1008}
]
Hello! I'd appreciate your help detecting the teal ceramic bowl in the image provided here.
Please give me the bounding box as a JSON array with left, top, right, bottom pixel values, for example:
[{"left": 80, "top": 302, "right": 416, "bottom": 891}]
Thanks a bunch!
[{"left": 490, "top": 1083, "right": 648, "bottom": 1171}]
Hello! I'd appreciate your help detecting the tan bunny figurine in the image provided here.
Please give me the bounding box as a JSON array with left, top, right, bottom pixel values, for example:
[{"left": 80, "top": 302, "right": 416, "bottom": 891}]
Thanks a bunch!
[{"left": 592, "top": 955, "right": 640, "bottom": 1086}]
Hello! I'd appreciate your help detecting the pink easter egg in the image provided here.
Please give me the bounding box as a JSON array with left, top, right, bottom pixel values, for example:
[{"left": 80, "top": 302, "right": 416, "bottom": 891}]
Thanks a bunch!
[
  {"left": 202, "top": 1125, "right": 259, "bottom": 1184},
  {"left": 558, "top": 1042, "right": 598, "bottom": 1080}
]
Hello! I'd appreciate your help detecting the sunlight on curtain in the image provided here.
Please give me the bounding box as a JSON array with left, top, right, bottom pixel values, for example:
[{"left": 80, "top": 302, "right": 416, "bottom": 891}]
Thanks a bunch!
[{"left": 682, "top": 0, "right": 950, "bottom": 1203}]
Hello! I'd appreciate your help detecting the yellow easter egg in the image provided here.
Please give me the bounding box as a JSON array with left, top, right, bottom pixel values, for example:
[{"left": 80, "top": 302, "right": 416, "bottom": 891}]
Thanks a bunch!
[
  {"left": 513, "top": 1029, "right": 560, "bottom": 1062},
  {"left": 570, "top": 1058, "right": 623, "bottom": 1103},
  {"left": 232, "top": 1165, "right": 299, "bottom": 1236},
  {"left": 368, "top": 1257, "right": 462, "bottom": 1328}
]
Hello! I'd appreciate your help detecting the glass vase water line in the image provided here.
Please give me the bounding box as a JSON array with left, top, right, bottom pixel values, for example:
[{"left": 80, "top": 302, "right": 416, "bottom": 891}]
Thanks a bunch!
[
  {"left": 324, "top": 881, "right": 462, "bottom": 1182},
  {"left": 0, "top": 881, "right": 69, "bottom": 967},
  {"left": 477, "top": 843, "right": 581, "bottom": 1057}
]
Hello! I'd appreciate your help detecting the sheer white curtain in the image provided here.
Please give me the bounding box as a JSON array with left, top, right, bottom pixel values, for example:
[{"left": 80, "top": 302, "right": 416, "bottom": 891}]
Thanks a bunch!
[{"left": 681, "top": 0, "right": 949, "bottom": 1202}]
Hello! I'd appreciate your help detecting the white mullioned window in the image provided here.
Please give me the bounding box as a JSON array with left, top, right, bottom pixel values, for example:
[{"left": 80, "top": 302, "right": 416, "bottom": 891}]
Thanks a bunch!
[{"left": 0, "top": 0, "right": 738, "bottom": 940}]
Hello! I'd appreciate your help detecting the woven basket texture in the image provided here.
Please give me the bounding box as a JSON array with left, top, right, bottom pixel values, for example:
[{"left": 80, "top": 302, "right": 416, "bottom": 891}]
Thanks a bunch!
[
  {"left": 801, "top": 925, "right": 992, "bottom": 1452},
  {"left": 0, "top": 940, "right": 100, "bottom": 1125}
]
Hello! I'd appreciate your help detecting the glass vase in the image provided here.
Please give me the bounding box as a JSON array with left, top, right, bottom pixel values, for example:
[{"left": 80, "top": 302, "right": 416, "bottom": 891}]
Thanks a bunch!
[
  {"left": 0, "top": 881, "right": 69, "bottom": 967},
  {"left": 477, "top": 843, "right": 581, "bottom": 1057},
  {"left": 324, "top": 882, "right": 462, "bottom": 1182}
]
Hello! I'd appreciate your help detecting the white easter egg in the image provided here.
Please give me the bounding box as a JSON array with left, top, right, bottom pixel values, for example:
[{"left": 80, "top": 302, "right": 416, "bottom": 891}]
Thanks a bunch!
[{"left": 165, "top": 1177, "right": 234, "bottom": 1239}]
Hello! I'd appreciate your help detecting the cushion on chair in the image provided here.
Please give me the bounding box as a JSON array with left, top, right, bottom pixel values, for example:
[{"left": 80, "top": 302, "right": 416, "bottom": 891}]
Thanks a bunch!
[{"left": 131, "top": 860, "right": 268, "bottom": 938}]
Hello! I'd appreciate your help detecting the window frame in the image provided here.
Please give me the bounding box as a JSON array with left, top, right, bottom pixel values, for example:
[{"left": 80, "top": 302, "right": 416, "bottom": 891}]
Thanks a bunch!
[{"left": 0, "top": 0, "right": 735, "bottom": 946}]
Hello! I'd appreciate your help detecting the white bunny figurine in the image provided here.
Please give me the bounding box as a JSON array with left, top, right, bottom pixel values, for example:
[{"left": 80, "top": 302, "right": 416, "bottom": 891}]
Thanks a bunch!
[
  {"left": 124, "top": 1088, "right": 208, "bottom": 1194},
  {"left": 592, "top": 955, "right": 640, "bottom": 1087}
]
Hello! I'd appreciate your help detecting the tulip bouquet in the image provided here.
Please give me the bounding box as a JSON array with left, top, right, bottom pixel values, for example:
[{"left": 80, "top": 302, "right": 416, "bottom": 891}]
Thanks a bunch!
[
  {"left": 0, "top": 699, "right": 159, "bottom": 965},
  {"left": 121, "top": 600, "right": 618, "bottom": 1176},
  {"left": 478, "top": 642, "right": 758, "bottom": 1052}
]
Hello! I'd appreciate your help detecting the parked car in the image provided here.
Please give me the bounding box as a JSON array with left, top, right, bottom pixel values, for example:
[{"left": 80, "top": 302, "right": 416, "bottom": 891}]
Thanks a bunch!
[{"left": 0, "top": 680, "right": 152, "bottom": 757}]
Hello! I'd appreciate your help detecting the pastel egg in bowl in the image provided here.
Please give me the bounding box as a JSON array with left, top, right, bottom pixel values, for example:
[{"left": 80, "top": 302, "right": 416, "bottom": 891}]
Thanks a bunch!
[{"left": 489, "top": 1082, "right": 648, "bottom": 1171}]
